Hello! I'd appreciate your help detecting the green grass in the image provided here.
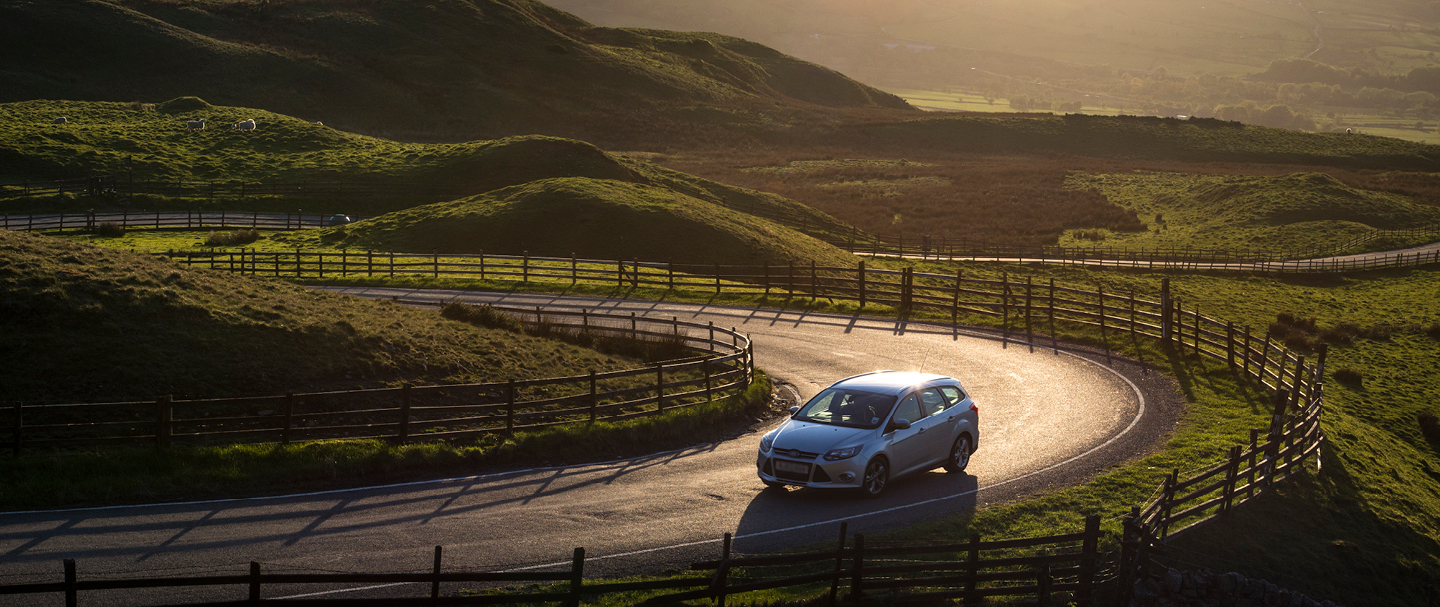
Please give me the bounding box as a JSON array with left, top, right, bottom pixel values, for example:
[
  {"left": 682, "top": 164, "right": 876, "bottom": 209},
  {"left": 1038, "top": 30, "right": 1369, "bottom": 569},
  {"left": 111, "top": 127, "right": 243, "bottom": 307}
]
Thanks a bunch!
[
  {"left": 863, "top": 114, "right": 1440, "bottom": 170},
  {"left": 0, "top": 229, "right": 647, "bottom": 405},
  {"left": 0, "top": 375, "right": 773, "bottom": 511},
  {"left": 1060, "top": 171, "right": 1440, "bottom": 252},
  {"left": 266, "top": 177, "right": 858, "bottom": 266}
]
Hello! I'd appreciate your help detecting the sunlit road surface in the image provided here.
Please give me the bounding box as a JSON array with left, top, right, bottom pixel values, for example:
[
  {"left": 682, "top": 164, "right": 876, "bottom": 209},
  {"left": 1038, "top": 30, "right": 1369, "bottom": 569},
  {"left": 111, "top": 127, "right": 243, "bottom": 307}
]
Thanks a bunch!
[{"left": 0, "top": 290, "right": 1180, "bottom": 605}]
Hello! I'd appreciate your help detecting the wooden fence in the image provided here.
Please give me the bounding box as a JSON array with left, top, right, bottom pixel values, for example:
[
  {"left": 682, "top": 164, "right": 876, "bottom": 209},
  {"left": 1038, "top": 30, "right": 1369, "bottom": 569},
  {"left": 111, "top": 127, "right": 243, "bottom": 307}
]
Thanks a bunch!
[
  {"left": 4, "top": 199, "right": 1437, "bottom": 269},
  {"left": 815, "top": 226, "right": 1440, "bottom": 266},
  {"left": 0, "top": 210, "right": 357, "bottom": 232},
  {"left": 0, "top": 518, "right": 1104, "bottom": 606},
  {"left": 0, "top": 176, "right": 470, "bottom": 201},
  {"left": 8, "top": 307, "right": 753, "bottom": 453}
]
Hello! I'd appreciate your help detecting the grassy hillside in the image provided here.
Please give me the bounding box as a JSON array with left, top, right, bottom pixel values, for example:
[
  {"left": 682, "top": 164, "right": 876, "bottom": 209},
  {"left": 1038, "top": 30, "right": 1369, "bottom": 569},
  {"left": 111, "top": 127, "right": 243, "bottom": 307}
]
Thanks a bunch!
[
  {"left": 0, "top": 99, "right": 854, "bottom": 234},
  {"left": 272, "top": 177, "right": 858, "bottom": 266},
  {"left": 860, "top": 114, "right": 1440, "bottom": 170},
  {"left": 0, "top": 0, "right": 911, "bottom": 143},
  {"left": 1063, "top": 171, "right": 1440, "bottom": 251},
  {"left": 0, "top": 229, "right": 638, "bottom": 404}
]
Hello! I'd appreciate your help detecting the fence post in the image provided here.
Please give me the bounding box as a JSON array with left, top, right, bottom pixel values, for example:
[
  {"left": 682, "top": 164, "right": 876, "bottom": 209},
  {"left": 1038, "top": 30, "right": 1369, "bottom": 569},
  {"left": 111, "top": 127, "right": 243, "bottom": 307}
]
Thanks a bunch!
[
  {"left": 282, "top": 393, "right": 294, "bottom": 445},
  {"left": 763, "top": 262, "right": 771, "bottom": 295},
  {"left": 1226, "top": 321, "right": 1236, "bottom": 368},
  {"left": 1159, "top": 469, "right": 1177, "bottom": 540},
  {"left": 828, "top": 521, "right": 848, "bottom": 607},
  {"left": 715, "top": 532, "right": 732, "bottom": 607},
  {"left": 655, "top": 364, "right": 665, "bottom": 414},
  {"left": 963, "top": 532, "right": 981, "bottom": 606},
  {"left": 857, "top": 261, "right": 866, "bottom": 308},
  {"left": 1248, "top": 428, "right": 1260, "bottom": 500},
  {"left": 589, "top": 371, "right": 598, "bottom": 423},
  {"left": 399, "top": 384, "right": 412, "bottom": 444},
  {"left": 788, "top": 262, "right": 795, "bottom": 297},
  {"left": 156, "top": 395, "right": 172, "bottom": 448},
  {"left": 432, "top": 546, "right": 443, "bottom": 600},
  {"left": 901, "top": 267, "right": 913, "bottom": 312},
  {"left": 1160, "top": 277, "right": 1172, "bottom": 342},
  {"left": 1001, "top": 273, "right": 1010, "bottom": 342},
  {"left": 850, "top": 533, "right": 865, "bottom": 600},
  {"left": 668, "top": 261, "right": 674, "bottom": 290},
  {"left": 1222, "top": 445, "right": 1241, "bottom": 515},
  {"left": 1037, "top": 563, "right": 1051, "bottom": 607},
  {"left": 10, "top": 403, "right": 21, "bottom": 457},
  {"left": 249, "top": 561, "right": 261, "bottom": 604},
  {"left": 810, "top": 261, "right": 817, "bottom": 299},
  {"left": 630, "top": 313, "right": 637, "bottom": 341},
  {"left": 1077, "top": 515, "right": 1100, "bottom": 606},
  {"left": 715, "top": 263, "right": 721, "bottom": 294},
  {"left": 566, "top": 547, "right": 585, "bottom": 607},
  {"left": 617, "top": 259, "right": 624, "bottom": 287},
  {"left": 433, "top": 250, "right": 439, "bottom": 279},
  {"left": 506, "top": 380, "right": 516, "bottom": 436},
  {"left": 64, "top": 559, "right": 77, "bottom": 607},
  {"left": 1265, "top": 390, "right": 1288, "bottom": 490},
  {"left": 704, "top": 358, "right": 713, "bottom": 403}
]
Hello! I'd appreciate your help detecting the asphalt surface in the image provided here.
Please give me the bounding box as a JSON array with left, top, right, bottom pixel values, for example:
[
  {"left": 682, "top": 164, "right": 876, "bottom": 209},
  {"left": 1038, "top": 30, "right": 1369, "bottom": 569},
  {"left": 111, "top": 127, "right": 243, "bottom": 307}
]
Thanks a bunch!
[{"left": 0, "top": 290, "right": 1183, "bottom": 605}]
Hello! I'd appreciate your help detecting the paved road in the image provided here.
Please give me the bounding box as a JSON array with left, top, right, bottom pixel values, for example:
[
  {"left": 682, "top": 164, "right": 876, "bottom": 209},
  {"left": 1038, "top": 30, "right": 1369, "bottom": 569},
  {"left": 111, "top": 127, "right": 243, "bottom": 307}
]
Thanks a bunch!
[{"left": 0, "top": 290, "right": 1182, "bottom": 605}]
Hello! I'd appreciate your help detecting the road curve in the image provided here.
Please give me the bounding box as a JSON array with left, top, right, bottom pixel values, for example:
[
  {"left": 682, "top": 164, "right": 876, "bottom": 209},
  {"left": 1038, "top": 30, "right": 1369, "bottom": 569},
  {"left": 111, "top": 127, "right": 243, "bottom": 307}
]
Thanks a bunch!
[{"left": 0, "top": 290, "right": 1182, "bottom": 605}]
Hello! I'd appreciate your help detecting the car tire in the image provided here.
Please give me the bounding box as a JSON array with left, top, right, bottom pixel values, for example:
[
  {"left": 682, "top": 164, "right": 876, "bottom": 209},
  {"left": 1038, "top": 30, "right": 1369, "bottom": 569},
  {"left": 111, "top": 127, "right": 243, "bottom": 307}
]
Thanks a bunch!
[
  {"left": 859, "top": 457, "right": 889, "bottom": 499},
  {"left": 944, "top": 434, "right": 973, "bottom": 473}
]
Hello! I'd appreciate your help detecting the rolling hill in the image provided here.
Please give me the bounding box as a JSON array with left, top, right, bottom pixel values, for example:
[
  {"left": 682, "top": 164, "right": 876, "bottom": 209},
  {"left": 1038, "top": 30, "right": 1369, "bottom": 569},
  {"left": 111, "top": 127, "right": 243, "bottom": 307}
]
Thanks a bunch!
[{"left": 0, "top": 0, "right": 912, "bottom": 144}]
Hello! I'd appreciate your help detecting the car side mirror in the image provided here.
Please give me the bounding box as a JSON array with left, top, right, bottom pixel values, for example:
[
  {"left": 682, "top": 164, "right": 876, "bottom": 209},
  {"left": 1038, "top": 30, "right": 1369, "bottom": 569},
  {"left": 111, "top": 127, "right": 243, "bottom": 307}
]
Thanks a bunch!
[
  {"left": 888, "top": 418, "right": 912, "bottom": 432},
  {"left": 788, "top": 406, "right": 800, "bottom": 416}
]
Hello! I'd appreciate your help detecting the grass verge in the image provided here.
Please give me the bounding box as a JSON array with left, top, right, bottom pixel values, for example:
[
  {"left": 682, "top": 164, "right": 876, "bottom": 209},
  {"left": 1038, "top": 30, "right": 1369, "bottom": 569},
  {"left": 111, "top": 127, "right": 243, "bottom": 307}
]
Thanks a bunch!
[{"left": 0, "top": 374, "right": 773, "bottom": 512}]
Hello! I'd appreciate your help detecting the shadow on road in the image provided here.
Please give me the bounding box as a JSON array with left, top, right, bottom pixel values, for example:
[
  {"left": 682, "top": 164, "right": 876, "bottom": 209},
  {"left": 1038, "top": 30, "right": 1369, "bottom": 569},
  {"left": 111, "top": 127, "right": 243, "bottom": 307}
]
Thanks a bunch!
[
  {"left": 730, "top": 469, "right": 979, "bottom": 554},
  {"left": 0, "top": 442, "right": 721, "bottom": 564}
]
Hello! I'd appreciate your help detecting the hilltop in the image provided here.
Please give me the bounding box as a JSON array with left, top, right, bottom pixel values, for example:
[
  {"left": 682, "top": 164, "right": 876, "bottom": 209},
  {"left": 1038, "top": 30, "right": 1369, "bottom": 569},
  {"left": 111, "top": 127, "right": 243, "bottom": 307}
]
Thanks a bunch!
[
  {"left": 0, "top": 0, "right": 912, "bottom": 144},
  {"left": 274, "top": 177, "right": 859, "bottom": 266},
  {"left": 0, "top": 229, "right": 638, "bottom": 404}
]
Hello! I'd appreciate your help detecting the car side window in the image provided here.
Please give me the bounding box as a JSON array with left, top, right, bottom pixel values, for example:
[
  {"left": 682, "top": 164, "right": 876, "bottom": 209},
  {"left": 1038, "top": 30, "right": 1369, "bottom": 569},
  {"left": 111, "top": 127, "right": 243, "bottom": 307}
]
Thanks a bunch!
[
  {"left": 919, "top": 388, "right": 948, "bottom": 416},
  {"left": 938, "top": 386, "right": 966, "bottom": 406},
  {"left": 893, "top": 393, "right": 922, "bottom": 424}
]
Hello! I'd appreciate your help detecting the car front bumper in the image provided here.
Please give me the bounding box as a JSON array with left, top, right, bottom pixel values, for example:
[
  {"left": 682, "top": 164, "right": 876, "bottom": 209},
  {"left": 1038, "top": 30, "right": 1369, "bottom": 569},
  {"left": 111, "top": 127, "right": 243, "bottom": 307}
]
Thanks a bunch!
[{"left": 756, "top": 452, "right": 866, "bottom": 488}]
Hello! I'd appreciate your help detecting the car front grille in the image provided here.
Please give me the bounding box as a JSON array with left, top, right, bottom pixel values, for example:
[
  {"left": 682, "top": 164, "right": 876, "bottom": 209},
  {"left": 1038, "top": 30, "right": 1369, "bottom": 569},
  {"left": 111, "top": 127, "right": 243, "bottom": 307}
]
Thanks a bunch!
[{"left": 771, "top": 448, "right": 819, "bottom": 460}]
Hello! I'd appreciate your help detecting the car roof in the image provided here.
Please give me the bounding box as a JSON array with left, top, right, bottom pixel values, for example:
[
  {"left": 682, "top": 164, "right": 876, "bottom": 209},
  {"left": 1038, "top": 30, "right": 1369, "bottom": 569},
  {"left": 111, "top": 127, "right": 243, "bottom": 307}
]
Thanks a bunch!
[{"left": 831, "top": 371, "right": 957, "bottom": 396}]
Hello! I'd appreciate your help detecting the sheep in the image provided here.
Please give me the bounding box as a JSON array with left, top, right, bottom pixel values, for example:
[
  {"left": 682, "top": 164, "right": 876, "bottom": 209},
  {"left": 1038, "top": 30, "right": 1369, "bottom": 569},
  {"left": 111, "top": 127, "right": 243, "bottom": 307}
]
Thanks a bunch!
[
  {"left": 231, "top": 119, "right": 257, "bottom": 132},
  {"left": 1345, "top": 127, "right": 1353, "bottom": 134},
  {"left": 52, "top": 117, "right": 68, "bottom": 124},
  {"left": 186, "top": 119, "right": 207, "bottom": 132},
  {"left": 314, "top": 121, "right": 324, "bottom": 126}
]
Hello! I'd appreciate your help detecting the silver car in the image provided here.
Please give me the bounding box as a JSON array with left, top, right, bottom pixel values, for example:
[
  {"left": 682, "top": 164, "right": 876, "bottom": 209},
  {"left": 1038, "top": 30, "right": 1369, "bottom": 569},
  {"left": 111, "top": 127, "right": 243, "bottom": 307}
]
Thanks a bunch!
[{"left": 757, "top": 371, "right": 979, "bottom": 498}]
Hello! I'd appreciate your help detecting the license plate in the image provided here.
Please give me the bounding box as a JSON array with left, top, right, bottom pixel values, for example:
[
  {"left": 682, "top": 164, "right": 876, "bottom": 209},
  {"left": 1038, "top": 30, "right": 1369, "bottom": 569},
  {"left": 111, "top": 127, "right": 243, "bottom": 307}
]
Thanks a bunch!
[{"left": 774, "top": 460, "right": 809, "bottom": 474}]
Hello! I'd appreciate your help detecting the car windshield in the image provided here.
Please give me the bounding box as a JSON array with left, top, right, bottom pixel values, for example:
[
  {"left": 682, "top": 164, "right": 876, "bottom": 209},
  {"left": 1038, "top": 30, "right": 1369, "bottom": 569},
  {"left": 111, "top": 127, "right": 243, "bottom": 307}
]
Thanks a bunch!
[{"left": 794, "top": 388, "right": 896, "bottom": 429}]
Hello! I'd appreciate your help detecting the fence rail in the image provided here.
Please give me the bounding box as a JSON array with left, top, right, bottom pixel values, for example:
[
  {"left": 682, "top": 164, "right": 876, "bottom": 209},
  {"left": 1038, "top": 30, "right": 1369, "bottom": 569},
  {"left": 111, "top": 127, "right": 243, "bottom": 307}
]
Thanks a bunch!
[
  {"left": 4, "top": 199, "right": 1438, "bottom": 270},
  {"left": 0, "top": 176, "right": 471, "bottom": 201},
  {"left": 0, "top": 518, "right": 1105, "bottom": 606},
  {"left": 8, "top": 307, "right": 753, "bottom": 453}
]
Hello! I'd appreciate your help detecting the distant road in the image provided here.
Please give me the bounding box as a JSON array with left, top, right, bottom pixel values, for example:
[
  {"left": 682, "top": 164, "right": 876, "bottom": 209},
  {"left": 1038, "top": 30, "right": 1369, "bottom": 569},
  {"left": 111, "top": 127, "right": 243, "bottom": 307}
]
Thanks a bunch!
[{"left": 0, "top": 291, "right": 1181, "bottom": 605}]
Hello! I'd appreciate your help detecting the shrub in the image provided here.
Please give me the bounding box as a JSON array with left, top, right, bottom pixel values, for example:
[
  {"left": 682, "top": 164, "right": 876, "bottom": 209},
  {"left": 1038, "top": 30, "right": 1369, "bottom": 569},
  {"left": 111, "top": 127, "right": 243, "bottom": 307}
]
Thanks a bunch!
[
  {"left": 1320, "top": 322, "right": 1361, "bottom": 344},
  {"left": 1284, "top": 334, "right": 1318, "bottom": 352},
  {"left": 1425, "top": 322, "right": 1440, "bottom": 340},
  {"left": 95, "top": 222, "right": 125, "bottom": 237},
  {"left": 1334, "top": 367, "right": 1363, "bottom": 385},
  {"left": 439, "top": 301, "right": 523, "bottom": 333},
  {"left": 1420, "top": 411, "right": 1440, "bottom": 444},
  {"left": 204, "top": 229, "right": 260, "bottom": 247}
]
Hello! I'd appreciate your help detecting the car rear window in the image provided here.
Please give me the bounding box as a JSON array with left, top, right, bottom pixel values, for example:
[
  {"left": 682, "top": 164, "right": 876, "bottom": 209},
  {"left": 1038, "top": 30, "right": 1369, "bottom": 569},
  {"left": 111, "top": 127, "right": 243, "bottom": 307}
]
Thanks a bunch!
[
  {"left": 795, "top": 388, "right": 896, "bottom": 429},
  {"left": 938, "top": 386, "right": 967, "bottom": 405}
]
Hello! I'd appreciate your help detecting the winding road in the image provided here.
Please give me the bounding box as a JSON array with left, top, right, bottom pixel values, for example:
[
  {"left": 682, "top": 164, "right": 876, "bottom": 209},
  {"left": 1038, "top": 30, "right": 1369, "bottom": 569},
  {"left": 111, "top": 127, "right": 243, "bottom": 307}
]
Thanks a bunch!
[{"left": 0, "top": 290, "right": 1182, "bottom": 605}]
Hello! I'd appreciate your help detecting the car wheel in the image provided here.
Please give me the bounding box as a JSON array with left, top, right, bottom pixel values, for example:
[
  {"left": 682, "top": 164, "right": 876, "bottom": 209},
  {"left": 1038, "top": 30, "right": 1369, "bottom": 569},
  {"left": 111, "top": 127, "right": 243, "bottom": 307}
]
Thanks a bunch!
[
  {"left": 944, "top": 435, "right": 973, "bottom": 473},
  {"left": 859, "top": 457, "right": 889, "bottom": 499}
]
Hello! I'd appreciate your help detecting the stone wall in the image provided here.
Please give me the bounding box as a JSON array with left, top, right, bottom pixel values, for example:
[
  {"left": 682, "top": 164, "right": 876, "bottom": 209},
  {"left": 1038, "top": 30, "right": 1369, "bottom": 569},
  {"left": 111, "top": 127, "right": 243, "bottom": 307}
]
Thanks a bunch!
[{"left": 1129, "top": 567, "right": 1342, "bottom": 607}]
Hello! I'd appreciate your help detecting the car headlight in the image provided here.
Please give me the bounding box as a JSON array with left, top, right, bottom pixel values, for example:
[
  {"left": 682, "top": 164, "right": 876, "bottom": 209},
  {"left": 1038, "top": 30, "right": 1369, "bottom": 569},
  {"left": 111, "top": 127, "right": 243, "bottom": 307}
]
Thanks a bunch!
[
  {"left": 760, "top": 433, "right": 775, "bottom": 453},
  {"left": 823, "top": 445, "right": 862, "bottom": 461}
]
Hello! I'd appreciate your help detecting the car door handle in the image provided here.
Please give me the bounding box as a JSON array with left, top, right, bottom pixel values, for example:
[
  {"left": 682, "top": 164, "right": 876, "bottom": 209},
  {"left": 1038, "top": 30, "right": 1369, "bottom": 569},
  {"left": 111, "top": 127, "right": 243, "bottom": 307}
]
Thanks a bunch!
[
  {"left": 947, "top": 415, "right": 955, "bottom": 421},
  {"left": 917, "top": 427, "right": 926, "bottom": 433}
]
